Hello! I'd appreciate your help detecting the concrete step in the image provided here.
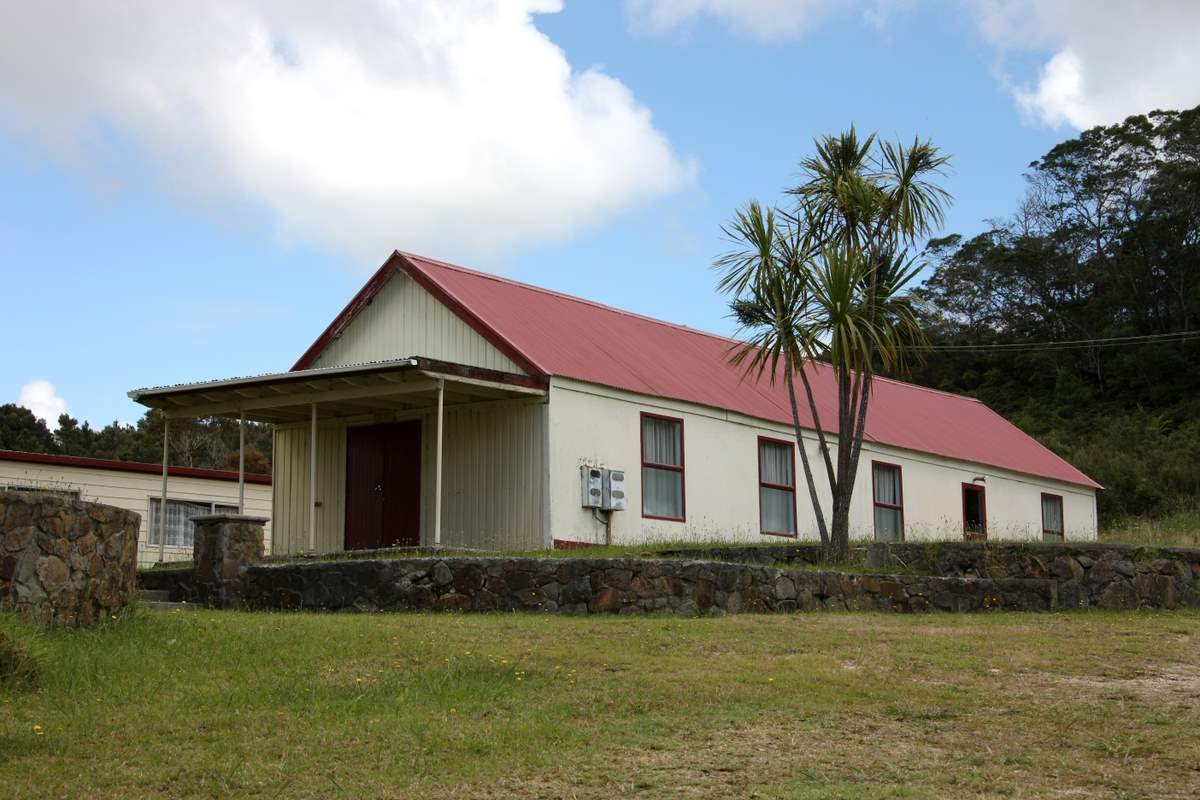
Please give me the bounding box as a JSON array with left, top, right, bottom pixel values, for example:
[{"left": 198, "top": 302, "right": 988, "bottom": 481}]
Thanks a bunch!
[
  {"left": 141, "top": 600, "right": 195, "bottom": 612},
  {"left": 138, "top": 589, "right": 171, "bottom": 603}
]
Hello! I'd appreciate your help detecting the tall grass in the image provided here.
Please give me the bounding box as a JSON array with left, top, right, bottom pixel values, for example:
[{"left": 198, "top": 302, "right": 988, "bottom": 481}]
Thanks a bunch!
[{"left": 1100, "top": 508, "right": 1200, "bottom": 547}]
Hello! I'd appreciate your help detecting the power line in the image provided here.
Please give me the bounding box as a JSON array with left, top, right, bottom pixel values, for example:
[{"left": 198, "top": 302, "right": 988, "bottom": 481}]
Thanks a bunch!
[{"left": 927, "top": 329, "right": 1200, "bottom": 353}]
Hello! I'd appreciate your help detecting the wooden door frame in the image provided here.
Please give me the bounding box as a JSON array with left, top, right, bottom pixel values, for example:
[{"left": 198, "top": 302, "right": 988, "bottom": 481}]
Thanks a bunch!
[
  {"left": 961, "top": 482, "right": 987, "bottom": 540},
  {"left": 344, "top": 420, "right": 422, "bottom": 551}
]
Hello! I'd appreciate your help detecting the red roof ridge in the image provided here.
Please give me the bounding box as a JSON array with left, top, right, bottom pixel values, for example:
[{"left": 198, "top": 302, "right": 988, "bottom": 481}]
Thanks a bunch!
[{"left": 400, "top": 250, "right": 986, "bottom": 406}]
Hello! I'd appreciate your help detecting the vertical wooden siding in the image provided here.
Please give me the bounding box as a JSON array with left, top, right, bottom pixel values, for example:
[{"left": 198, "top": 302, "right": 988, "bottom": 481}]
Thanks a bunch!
[
  {"left": 439, "top": 400, "right": 546, "bottom": 551},
  {"left": 272, "top": 399, "right": 546, "bottom": 554},
  {"left": 310, "top": 272, "right": 525, "bottom": 373},
  {"left": 272, "top": 423, "right": 347, "bottom": 554}
]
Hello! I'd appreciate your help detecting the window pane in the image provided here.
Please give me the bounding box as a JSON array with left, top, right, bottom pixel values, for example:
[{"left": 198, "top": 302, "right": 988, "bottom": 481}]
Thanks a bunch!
[
  {"left": 872, "top": 464, "right": 901, "bottom": 506},
  {"left": 760, "top": 486, "right": 795, "bottom": 534},
  {"left": 1042, "top": 495, "right": 1063, "bottom": 534},
  {"left": 759, "top": 441, "right": 793, "bottom": 486},
  {"left": 874, "top": 506, "right": 903, "bottom": 541},
  {"left": 642, "top": 417, "right": 681, "bottom": 466},
  {"left": 147, "top": 499, "right": 214, "bottom": 547},
  {"left": 642, "top": 466, "right": 682, "bottom": 518}
]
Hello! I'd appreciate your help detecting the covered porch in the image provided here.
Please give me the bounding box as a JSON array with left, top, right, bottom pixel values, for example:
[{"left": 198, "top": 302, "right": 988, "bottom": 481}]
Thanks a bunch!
[{"left": 129, "top": 358, "right": 549, "bottom": 557}]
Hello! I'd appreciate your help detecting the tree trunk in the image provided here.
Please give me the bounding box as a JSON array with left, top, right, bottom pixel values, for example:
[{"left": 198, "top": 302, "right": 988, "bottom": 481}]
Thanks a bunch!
[
  {"left": 785, "top": 355, "right": 829, "bottom": 548},
  {"left": 824, "top": 369, "right": 855, "bottom": 563},
  {"left": 827, "top": 497, "right": 852, "bottom": 563},
  {"left": 796, "top": 364, "right": 837, "bottom": 492}
]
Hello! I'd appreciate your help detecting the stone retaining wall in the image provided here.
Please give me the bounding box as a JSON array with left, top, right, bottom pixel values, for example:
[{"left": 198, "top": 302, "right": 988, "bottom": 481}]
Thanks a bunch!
[
  {"left": 865, "top": 541, "right": 1200, "bottom": 609},
  {"left": 138, "top": 540, "right": 1200, "bottom": 616},
  {"left": 139, "top": 555, "right": 1147, "bottom": 616},
  {"left": 1, "top": 490, "right": 140, "bottom": 625}
]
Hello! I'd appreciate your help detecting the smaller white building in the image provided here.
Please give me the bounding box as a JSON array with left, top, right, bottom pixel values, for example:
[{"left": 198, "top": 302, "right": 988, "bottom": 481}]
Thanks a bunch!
[{"left": 0, "top": 450, "right": 272, "bottom": 566}]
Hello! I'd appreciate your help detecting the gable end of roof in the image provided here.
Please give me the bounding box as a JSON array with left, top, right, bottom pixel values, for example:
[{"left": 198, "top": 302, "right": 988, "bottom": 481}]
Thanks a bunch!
[
  {"left": 291, "top": 255, "right": 399, "bottom": 371},
  {"left": 291, "top": 251, "right": 546, "bottom": 376}
]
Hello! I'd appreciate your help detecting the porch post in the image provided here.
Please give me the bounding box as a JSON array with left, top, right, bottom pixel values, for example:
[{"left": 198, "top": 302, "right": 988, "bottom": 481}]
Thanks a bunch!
[
  {"left": 237, "top": 410, "right": 246, "bottom": 514},
  {"left": 309, "top": 403, "right": 318, "bottom": 552},
  {"left": 434, "top": 378, "right": 444, "bottom": 547},
  {"left": 157, "top": 415, "right": 169, "bottom": 563}
]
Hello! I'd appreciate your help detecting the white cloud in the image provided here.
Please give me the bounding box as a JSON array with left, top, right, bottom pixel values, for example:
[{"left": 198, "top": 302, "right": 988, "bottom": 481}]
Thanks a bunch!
[
  {"left": 976, "top": 1, "right": 1200, "bottom": 129},
  {"left": 0, "top": 1, "right": 694, "bottom": 263},
  {"left": 624, "top": 0, "right": 838, "bottom": 40},
  {"left": 18, "top": 380, "right": 68, "bottom": 427},
  {"left": 628, "top": 0, "right": 1200, "bottom": 131},
  {"left": 1010, "top": 49, "right": 1089, "bottom": 130}
]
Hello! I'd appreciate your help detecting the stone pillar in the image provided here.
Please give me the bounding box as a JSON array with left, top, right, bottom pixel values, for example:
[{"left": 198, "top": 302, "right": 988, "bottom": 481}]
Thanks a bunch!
[{"left": 192, "top": 514, "right": 267, "bottom": 608}]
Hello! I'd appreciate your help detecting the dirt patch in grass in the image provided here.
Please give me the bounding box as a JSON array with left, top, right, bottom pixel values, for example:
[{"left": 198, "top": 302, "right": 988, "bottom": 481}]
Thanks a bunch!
[
  {"left": 483, "top": 704, "right": 1200, "bottom": 800},
  {"left": 1047, "top": 662, "right": 1200, "bottom": 711}
]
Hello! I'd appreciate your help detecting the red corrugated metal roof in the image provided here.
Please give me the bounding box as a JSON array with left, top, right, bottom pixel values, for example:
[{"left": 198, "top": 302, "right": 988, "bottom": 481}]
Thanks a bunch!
[
  {"left": 0, "top": 450, "right": 272, "bottom": 484},
  {"left": 298, "top": 251, "right": 1101, "bottom": 490}
]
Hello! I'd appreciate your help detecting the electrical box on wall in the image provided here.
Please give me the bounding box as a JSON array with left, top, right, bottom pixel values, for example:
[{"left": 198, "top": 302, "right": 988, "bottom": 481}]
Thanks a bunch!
[
  {"left": 580, "top": 465, "right": 603, "bottom": 508},
  {"left": 603, "top": 469, "right": 626, "bottom": 511}
]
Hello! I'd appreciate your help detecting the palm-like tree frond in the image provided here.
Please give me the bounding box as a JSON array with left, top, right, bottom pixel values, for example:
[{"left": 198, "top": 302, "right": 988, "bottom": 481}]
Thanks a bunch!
[{"left": 714, "top": 126, "right": 951, "bottom": 561}]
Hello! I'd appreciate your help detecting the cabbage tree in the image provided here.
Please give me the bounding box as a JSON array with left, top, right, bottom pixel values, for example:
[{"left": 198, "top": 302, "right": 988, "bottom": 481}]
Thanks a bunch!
[{"left": 716, "top": 129, "right": 949, "bottom": 562}]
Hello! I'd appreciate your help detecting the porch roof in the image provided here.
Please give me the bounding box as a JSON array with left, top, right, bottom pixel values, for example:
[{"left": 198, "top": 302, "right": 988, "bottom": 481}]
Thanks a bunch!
[{"left": 127, "top": 357, "right": 547, "bottom": 423}]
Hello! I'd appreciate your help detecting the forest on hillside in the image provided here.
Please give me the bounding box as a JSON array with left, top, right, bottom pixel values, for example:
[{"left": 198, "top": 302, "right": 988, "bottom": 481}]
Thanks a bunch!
[
  {"left": 911, "top": 105, "right": 1200, "bottom": 520},
  {"left": 0, "top": 405, "right": 273, "bottom": 474}
]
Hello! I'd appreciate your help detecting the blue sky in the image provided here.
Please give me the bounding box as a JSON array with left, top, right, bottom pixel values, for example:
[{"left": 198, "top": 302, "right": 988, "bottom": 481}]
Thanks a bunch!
[{"left": 2, "top": 1, "right": 1196, "bottom": 427}]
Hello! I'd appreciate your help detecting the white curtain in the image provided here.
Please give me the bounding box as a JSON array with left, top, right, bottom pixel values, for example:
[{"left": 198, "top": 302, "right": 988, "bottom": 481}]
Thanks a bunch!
[
  {"left": 874, "top": 506, "right": 903, "bottom": 541},
  {"left": 760, "top": 487, "right": 795, "bottom": 534},
  {"left": 873, "top": 465, "right": 901, "bottom": 506},
  {"left": 642, "top": 467, "right": 682, "bottom": 518},
  {"left": 759, "top": 441, "right": 795, "bottom": 534},
  {"left": 148, "top": 499, "right": 237, "bottom": 547},
  {"left": 642, "top": 417, "right": 681, "bottom": 466},
  {"left": 759, "top": 441, "right": 793, "bottom": 486},
  {"left": 872, "top": 464, "right": 903, "bottom": 541},
  {"left": 1042, "top": 495, "right": 1063, "bottom": 540}
]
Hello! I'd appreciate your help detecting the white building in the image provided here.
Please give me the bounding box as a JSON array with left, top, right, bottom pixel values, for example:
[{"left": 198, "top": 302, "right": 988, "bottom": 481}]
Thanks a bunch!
[
  {"left": 129, "top": 251, "right": 1099, "bottom": 554},
  {"left": 0, "top": 450, "right": 272, "bottom": 565}
]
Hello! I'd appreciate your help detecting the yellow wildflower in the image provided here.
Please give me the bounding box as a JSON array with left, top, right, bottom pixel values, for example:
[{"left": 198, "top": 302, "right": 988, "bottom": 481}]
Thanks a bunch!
[{"left": 33, "top": 725, "right": 43, "bottom": 736}]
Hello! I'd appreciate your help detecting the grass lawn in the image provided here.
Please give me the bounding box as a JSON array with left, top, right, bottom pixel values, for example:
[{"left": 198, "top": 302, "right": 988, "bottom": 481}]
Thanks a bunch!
[{"left": 3, "top": 608, "right": 1199, "bottom": 799}]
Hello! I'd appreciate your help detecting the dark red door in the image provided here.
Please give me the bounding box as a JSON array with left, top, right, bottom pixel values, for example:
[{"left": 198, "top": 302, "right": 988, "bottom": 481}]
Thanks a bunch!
[{"left": 345, "top": 421, "right": 421, "bottom": 550}]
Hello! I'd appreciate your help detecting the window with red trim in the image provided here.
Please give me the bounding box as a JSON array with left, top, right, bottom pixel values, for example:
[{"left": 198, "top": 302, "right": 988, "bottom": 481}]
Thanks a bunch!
[
  {"left": 641, "top": 413, "right": 684, "bottom": 521},
  {"left": 758, "top": 438, "right": 796, "bottom": 536},
  {"left": 871, "top": 461, "right": 904, "bottom": 541},
  {"left": 1041, "top": 493, "right": 1064, "bottom": 542}
]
